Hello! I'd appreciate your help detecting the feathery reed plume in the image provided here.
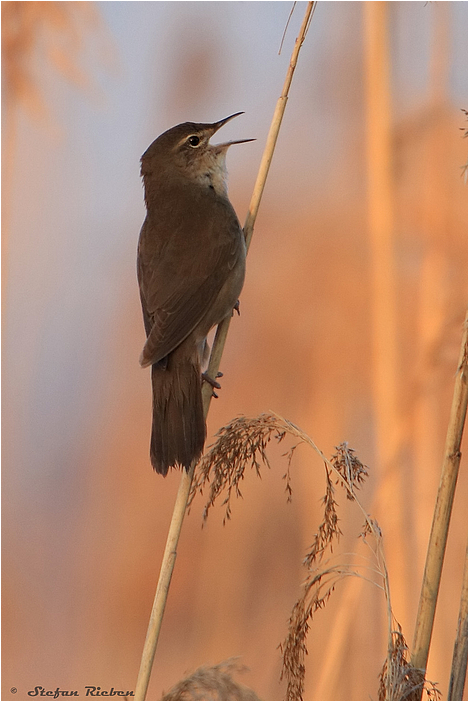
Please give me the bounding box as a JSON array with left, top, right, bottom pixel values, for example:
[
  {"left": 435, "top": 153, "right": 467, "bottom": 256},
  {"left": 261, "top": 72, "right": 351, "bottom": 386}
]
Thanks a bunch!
[
  {"left": 378, "top": 625, "right": 441, "bottom": 701},
  {"left": 190, "top": 415, "right": 369, "bottom": 525},
  {"left": 162, "top": 659, "right": 260, "bottom": 701},
  {"left": 302, "top": 464, "right": 341, "bottom": 567},
  {"left": 188, "top": 412, "right": 367, "bottom": 699},
  {"left": 191, "top": 411, "right": 442, "bottom": 700},
  {"left": 276, "top": 432, "right": 383, "bottom": 700},
  {"left": 189, "top": 413, "right": 297, "bottom": 523},
  {"left": 330, "top": 442, "right": 369, "bottom": 498}
]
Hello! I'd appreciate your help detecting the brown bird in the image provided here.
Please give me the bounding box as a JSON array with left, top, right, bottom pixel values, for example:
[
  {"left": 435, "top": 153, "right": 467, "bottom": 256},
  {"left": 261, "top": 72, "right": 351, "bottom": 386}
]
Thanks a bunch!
[{"left": 137, "top": 113, "right": 253, "bottom": 476}]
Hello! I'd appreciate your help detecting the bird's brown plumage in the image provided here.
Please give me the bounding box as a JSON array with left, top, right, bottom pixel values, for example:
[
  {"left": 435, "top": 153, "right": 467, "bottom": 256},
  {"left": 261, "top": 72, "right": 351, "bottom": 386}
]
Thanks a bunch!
[{"left": 137, "top": 114, "right": 250, "bottom": 475}]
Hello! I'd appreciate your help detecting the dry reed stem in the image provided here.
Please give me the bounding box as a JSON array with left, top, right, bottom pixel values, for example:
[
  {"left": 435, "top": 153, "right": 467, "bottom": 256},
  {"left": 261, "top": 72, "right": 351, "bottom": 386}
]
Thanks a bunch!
[
  {"left": 447, "top": 546, "right": 468, "bottom": 701},
  {"left": 134, "top": 5, "right": 317, "bottom": 699},
  {"left": 161, "top": 658, "right": 260, "bottom": 701},
  {"left": 243, "top": 1, "right": 317, "bottom": 251},
  {"left": 410, "top": 314, "right": 468, "bottom": 687}
]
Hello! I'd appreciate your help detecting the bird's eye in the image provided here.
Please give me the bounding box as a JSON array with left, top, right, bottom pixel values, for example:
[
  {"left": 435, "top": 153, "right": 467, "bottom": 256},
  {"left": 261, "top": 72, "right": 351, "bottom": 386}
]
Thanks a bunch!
[{"left": 187, "top": 135, "right": 201, "bottom": 147}]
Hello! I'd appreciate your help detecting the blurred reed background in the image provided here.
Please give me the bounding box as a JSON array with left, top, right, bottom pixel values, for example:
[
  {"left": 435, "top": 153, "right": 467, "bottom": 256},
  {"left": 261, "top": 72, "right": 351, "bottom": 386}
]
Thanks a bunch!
[{"left": 2, "top": 2, "right": 467, "bottom": 700}]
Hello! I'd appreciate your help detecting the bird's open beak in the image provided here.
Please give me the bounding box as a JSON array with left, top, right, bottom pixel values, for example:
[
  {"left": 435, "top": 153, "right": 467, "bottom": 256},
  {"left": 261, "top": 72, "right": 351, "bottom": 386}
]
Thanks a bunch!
[
  {"left": 212, "top": 112, "right": 245, "bottom": 131},
  {"left": 210, "top": 112, "right": 255, "bottom": 149}
]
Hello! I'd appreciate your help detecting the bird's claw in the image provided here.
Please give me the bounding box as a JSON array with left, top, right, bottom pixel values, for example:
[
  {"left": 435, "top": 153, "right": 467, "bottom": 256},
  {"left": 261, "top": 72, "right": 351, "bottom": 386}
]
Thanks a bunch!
[{"left": 202, "top": 371, "right": 223, "bottom": 397}]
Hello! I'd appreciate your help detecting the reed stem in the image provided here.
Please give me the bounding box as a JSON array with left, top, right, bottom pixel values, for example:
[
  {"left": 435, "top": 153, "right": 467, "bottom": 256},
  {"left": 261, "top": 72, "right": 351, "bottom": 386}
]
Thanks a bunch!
[
  {"left": 410, "top": 314, "right": 468, "bottom": 694},
  {"left": 134, "top": 4, "right": 317, "bottom": 699},
  {"left": 448, "top": 546, "right": 468, "bottom": 701}
]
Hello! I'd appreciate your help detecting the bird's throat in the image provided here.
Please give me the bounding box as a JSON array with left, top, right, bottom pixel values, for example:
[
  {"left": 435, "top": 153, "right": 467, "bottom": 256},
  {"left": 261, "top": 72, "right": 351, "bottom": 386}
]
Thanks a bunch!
[{"left": 189, "top": 151, "right": 229, "bottom": 198}]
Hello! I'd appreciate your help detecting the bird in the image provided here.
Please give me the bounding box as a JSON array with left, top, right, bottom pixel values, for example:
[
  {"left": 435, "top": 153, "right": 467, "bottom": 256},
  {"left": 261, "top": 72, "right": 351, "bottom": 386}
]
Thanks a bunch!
[{"left": 137, "top": 112, "right": 253, "bottom": 476}]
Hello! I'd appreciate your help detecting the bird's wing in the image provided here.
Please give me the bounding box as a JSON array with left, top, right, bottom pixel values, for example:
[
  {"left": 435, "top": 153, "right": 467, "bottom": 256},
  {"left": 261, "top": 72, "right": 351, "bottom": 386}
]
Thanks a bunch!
[{"left": 137, "top": 198, "right": 243, "bottom": 367}]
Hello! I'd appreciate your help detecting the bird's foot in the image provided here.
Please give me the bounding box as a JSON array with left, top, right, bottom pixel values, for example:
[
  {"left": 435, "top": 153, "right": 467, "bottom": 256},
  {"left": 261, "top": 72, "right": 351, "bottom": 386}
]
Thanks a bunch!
[
  {"left": 233, "top": 300, "right": 241, "bottom": 316},
  {"left": 202, "top": 371, "right": 223, "bottom": 398}
]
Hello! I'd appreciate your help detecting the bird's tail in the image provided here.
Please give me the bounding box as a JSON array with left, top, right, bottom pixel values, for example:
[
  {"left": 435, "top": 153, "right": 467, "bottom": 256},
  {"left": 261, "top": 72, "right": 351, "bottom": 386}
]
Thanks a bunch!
[{"left": 150, "top": 348, "right": 206, "bottom": 476}]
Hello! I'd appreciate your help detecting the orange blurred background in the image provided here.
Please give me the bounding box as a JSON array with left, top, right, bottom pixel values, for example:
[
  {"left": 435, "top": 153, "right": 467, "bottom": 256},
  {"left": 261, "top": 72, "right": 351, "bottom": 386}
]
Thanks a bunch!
[{"left": 2, "top": 2, "right": 467, "bottom": 700}]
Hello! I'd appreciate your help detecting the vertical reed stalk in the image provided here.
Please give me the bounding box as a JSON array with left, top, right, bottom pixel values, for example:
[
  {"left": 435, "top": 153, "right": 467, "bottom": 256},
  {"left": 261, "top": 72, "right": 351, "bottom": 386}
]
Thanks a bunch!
[
  {"left": 410, "top": 314, "right": 468, "bottom": 693},
  {"left": 134, "top": 4, "right": 317, "bottom": 699},
  {"left": 448, "top": 546, "right": 468, "bottom": 701}
]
